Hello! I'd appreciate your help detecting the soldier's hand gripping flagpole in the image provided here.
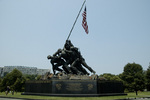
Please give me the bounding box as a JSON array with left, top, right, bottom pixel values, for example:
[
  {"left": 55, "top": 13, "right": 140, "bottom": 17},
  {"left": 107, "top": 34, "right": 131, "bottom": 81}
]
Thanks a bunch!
[{"left": 66, "top": 0, "right": 86, "bottom": 40}]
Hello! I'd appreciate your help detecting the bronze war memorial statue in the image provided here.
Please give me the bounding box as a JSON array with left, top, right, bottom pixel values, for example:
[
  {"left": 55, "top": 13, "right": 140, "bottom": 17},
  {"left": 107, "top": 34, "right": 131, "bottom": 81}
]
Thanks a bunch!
[
  {"left": 22, "top": 40, "right": 126, "bottom": 97},
  {"left": 47, "top": 40, "right": 95, "bottom": 76}
]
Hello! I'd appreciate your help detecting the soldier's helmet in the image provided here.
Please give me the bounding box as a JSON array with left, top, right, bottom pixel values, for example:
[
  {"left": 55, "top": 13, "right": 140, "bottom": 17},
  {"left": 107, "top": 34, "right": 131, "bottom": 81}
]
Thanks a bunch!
[{"left": 47, "top": 55, "right": 52, "bottom": 59}]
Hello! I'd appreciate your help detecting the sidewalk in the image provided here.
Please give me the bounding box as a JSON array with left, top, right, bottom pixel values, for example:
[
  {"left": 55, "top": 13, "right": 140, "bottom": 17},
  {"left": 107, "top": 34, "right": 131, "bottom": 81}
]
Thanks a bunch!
[
  {"left": 0, "top": 97, "right": 24, "bottom": 100},
  {"left": 0, "top": 96, "right": 40, "bottom": 100}
]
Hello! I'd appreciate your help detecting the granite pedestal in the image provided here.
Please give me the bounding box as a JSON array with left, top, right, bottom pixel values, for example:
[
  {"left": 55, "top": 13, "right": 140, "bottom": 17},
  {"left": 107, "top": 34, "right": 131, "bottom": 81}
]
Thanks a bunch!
[{"left": 22, "top": 79, "right": 126, "bottom": 97}]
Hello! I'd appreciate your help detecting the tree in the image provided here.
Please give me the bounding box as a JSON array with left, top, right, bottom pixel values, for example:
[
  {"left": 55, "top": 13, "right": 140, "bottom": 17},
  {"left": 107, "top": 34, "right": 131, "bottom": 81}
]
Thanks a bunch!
[
  {"left": 36, "top": 75, "right": 42, "bottom": 80},
  {"left": 24, "top": 74, "right": 38, "bottom": 81},
  {"left": 13, "top": 77, "right": 26, "bottom": 92},
  {"left": 120, "top": 63, "right": 145, "bottom": 95},
  {"left": 1, "top": 69, "right": 25, "bottom": 92},
  {"left": 100, "top": 73, "right": 122, "bottom": 82},
  {"left": 146, "top": 66, "right": 150, "bottom": 91},
  {"left": 0, "top": 77, "right": 2, "bottom": 92},
  {"left": 0, "top": 77, "right": 2, "bottom": 83}
]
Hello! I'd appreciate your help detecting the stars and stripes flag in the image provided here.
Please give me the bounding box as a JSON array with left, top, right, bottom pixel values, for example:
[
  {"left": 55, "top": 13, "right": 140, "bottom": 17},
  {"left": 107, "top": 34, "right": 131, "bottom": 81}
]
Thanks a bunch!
[{"left": 82, "top": 6, "right": 89, "bottom": 34}]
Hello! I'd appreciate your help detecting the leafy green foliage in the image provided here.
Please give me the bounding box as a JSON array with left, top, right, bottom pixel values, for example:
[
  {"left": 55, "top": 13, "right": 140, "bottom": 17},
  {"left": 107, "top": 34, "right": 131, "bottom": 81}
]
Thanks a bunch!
[
  {"left": 0, "top": 69, "right": 42, "bottom": 92},
  {"left": 0, "top": 69, "right": 25, "bottom": 92},
  {"left": 0, "top": 77, "right": 1, "bottom": 83},
  {"left": 146, "top": 66, "right": 150, "bottom": 91},
  {"left": 120, "top": 63, "right": 145, "bottom": 92},
  {"left": 0, "top": 77, "right": 2, "bottom": 92},
  {"left": 100, "top": 73, "right": 122, "bottom": 82},
  {"left": 36, "top": 75, "right": 42, "bottom": 80},
  {"left": 24, "top": 74, "right": 40, "bottom": 81}
]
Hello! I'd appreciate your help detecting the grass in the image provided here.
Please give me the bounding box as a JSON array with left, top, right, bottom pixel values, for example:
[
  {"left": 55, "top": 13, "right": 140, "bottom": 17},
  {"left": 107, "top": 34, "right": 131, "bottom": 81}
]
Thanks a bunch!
[{"left": 0, "top": 91, "right": 150, "bottom": 100}]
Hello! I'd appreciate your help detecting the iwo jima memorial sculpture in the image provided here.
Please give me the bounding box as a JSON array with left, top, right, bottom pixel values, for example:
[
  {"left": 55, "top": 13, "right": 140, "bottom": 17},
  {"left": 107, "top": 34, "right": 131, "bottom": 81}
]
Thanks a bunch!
[{"left": 22, "top": 0, "right": 126, "bottom": 97}]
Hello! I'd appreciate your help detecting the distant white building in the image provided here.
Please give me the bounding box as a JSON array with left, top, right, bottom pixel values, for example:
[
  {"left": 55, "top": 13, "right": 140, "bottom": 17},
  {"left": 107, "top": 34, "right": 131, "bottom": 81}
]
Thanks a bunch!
[{"left": 0, "top": 66, "right": 50, "bottom": 77}]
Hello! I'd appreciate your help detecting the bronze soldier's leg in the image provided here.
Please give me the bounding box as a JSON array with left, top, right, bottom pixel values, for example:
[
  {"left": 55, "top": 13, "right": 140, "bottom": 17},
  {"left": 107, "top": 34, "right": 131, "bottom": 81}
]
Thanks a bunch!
[
  {"left": 62, "top": 64, "right": 72, "bottom": 74},
  {"left": 81, "top": 59, "right": 96, "bottom": 73},
  {"left": 71, "top": 59, "right": 84, "bottom": 75},
  {"left": 77, "top": 66, "right": 89, "bottom": 75}
]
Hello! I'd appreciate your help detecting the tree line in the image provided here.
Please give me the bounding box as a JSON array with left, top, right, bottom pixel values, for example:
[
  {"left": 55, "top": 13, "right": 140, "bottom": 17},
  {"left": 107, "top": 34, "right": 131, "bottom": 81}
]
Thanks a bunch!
[
  {"left": 0, "top": 69, "right": 41, "bottom": 92},
  {"left": 0, "top": 62, "right": 150, "bottom": 93},
  {"left": 100, "top": 63, "right": 150, "bottom": 95}
]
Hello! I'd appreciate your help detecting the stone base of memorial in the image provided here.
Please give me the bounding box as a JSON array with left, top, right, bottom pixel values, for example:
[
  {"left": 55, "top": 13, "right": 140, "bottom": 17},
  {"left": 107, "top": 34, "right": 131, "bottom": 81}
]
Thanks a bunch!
[{"left": 22, "top": 75, "right": 126, "bottom": 97}]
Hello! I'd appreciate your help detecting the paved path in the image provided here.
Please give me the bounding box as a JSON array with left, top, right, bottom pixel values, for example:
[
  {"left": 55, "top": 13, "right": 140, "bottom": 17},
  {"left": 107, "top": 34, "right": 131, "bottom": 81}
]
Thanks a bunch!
[
  {"left": 0, "top": 98, "right": 25, "bottom": 100},
  {"left": 0, "top": 97, "right": 34, "bottom": 100}
]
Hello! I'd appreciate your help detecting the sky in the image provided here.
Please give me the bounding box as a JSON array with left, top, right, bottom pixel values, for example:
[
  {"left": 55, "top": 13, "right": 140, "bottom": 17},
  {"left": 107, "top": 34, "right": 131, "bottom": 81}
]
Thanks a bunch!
[{"left": 0, "top": 0, "right": 150, "bottom": 75}]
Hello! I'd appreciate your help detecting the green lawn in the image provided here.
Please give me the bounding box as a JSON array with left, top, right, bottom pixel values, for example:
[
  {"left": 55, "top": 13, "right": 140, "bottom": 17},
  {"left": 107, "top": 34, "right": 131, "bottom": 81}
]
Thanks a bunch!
[{"left": 0, "top": 91, "right": 150, "bottom": 100}]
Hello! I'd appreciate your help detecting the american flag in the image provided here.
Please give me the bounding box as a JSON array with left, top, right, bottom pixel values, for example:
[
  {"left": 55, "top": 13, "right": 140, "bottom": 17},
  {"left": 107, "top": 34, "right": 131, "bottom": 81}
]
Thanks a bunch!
[{"left": 82, "top": 6, "right": 89, "bottom": 34}]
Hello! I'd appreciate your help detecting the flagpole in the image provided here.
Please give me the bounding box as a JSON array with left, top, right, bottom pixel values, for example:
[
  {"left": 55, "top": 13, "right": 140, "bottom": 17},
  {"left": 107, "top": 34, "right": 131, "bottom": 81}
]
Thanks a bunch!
[{"left": 66, "top": 0, "right": 86, "bottom": 40}]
